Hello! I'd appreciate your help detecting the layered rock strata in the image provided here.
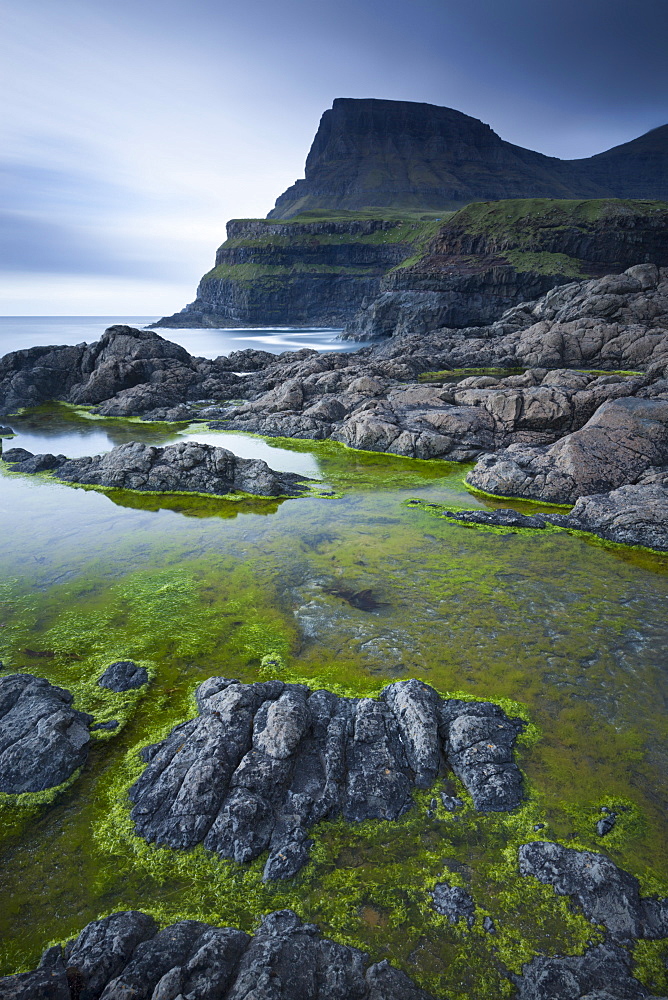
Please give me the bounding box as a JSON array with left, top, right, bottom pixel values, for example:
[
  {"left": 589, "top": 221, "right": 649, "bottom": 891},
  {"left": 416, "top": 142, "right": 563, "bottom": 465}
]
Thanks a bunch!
[
  {"left": 1, "top": 441, "right": 310, "bottom": 498},
  {"left": 343, "top": 201, "right": 668, "bottom": 341},
  {"left": 0, "top": 674, "right": 92, "bottom": 793},
  {"left": 129, "top": 678, "right": 524, "bottom": 880},
  {"left": 0, "top": 908, "right": 435, "bottom": 1000},
  {"left": 155, "top": 217, "right": 434, "bottom": 329}
]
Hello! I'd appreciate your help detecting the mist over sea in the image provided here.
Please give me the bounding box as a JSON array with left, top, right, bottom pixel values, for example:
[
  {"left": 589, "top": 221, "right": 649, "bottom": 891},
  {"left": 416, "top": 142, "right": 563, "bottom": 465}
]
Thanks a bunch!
[{"left": 0, "top": 317, "right": 354, "bottom": 360}]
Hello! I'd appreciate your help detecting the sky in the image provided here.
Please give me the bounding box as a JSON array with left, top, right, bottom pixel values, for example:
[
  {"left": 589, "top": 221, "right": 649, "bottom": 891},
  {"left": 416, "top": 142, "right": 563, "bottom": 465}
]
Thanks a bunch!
[{"left": 1, "top": 0, "right": 667, "bottom": 316}]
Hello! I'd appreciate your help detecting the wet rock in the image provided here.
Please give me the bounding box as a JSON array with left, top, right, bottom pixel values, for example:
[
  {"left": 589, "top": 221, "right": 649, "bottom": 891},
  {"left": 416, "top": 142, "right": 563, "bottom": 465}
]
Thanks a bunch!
[
  {"left": 440, "top": 793, "right": 463, "bottom": 811},
  {"left": 98, "top": 660, "right": 148, "bottom": 692},
  {"left": 513, "top": 942, "right": 666, "bottom": 1000},
  {"left": 597, "top": 813, "right": 617, "bottom": 837},
  {"left": 2, "top": 441, "right": 311, "bottom": 499},
  {"left": 518, "top": 841, "right": 668, "bottom": 941},
  {"left": 483, "top": 915, "right": 496, "bottom": 933},
  {"left": 1, "top": 447, "right": 67, "bottom": 473},
  {"left": 563, "top": 466, "right": 668, "bottom": 551},
  {"left": 0, "top": 910, "right": 437, "bottom": 1000},
  {"left": 62, "top": 911, "right": 157, "bottom": 1000},
  {"left": 0, "top": 425, "right": 15, "bottom": 436},
  {"left": 436, "top": 508, "right": 548, "bottom": 529},
  {"left": 0, "top": 674, "right": 93, "bottom": 793},
  {"left": 430, "top": 881, "right": 476, "bottom": 927},
  {"left": 441, "top": 699, "right": 525, "bottom": 811},
  {"left": 91, "top": 720, "right": 119, "bottom": 731},
  {"left": 128, "top": 679, "right": 524, "bottom": 879}
]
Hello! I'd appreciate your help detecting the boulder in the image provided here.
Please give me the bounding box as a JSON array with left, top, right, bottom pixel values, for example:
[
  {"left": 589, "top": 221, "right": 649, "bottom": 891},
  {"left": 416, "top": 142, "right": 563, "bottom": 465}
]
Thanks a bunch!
[
  {"left": 98, "top": 661, "right": 148, "bottom": 692},
  {"left": 0, "top": 674, "right": 93, "bottom": 793}
]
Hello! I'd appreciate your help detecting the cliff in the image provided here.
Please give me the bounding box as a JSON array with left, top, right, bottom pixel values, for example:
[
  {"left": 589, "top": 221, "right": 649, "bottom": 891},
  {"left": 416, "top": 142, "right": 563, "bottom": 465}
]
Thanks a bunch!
[
  {"left": 343, "top": 198, "right": 668, "bottom": 339},
  {"left": 269, "top": 98, "right": 668, "bottom": 218},
  {"left": 154, "top": 213, "right": 444, "bottom": 328}
]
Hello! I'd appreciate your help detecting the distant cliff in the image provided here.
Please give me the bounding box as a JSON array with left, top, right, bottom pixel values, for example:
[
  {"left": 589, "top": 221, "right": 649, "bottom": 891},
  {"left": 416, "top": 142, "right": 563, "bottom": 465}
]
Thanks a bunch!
[
  {"left": 269, "top": 98, "right": 668, "bottom": 218},
  {"left": 343, "top": 198, "right": 668, "bottom": 339},
  {"left": 156, "top": 98, "right": 668, "bottom": 331},
  {"left": 154, "top": 214, "right": 443, "bottom": 329}
]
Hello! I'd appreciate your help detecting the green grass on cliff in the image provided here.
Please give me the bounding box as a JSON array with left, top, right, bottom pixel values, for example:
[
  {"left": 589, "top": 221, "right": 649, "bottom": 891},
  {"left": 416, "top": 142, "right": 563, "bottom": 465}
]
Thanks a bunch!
[{"left": 450, "top": 197, "right": 668, "bottom": 237}]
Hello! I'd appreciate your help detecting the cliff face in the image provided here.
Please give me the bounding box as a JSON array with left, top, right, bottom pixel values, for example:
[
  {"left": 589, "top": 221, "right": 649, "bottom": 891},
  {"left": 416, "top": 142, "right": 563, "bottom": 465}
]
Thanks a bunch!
[
  {"left": 269, "top": 99, "right": 668, "bottom": 219},
  {"left": 154, "top": 215, "right": 442, "bottom": 328},
  {"left": 343, "top": 199, "right": 668, "bottom": 339}
]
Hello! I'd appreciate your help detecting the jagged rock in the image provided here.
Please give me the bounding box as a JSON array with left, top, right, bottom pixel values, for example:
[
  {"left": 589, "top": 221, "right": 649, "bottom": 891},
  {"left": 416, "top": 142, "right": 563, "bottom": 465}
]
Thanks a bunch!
[
  {"left": 513, "top": 942, "right": 667, "bottom": 1000},
  {"left": 98, "top": 661, "right": 148, "bottom": 692},
  {"left": 430, "top": 881, "right": 476, "bottom": 927},
  {"left": 467, "top": 397, "right": 668, "bottom": 504},
  {"left": 0, "top": 674, "right": 93, "bottom": 793},
  {"left": 1, "top": 441, "right": 310, "bottom": 498},
  {"left": 518, "top": 841, "right": 668, "bottom": 941},
  {"left": 0, "top": 909, "right": 437, "bottom": 1000},
  {"left": 128, "top": 679, "right": 523, "bottom": 879}
]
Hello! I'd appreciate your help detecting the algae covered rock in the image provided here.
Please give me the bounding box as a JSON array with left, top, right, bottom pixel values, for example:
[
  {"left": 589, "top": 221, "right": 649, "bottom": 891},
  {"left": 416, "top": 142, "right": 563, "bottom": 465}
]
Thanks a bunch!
[
  {"left": 0, "top": 909, "right": 437, "bottom": 1000},
  {"left": 128, "top": 678, "right": 524, "bottom": 880},
  {"left": 0, "top": 674, "right": 93, "bottom": 793}
]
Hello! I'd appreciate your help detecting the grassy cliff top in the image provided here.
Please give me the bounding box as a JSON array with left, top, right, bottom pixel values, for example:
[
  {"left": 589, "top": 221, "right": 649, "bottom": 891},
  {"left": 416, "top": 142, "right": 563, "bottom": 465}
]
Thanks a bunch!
[{"left": 448, "top": 198, "right": 668, "bottom": 236}]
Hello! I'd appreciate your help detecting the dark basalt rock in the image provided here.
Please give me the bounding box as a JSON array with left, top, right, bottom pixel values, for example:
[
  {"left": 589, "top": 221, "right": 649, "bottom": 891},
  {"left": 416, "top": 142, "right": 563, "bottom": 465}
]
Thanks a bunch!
[
  {"left": 97, "top": 661, "right": 148, "bottom": 692},
  {"left": 0, "top": 909, "right": 437, "bottom": 1000},
  {"left": 518, "top": 841, "right": 668, "bottom": 941},
  {"left": 513, "top": 942, "right": 667, "bottom": 1000},
  {"left": 0, "top": 674, "right": 93, "bottom": 793},
  {"left": 128, "top": 678, "right": 524, "bottom": 879},
  {"left": 430, "top": 881, "right": 476, "bottom": 927},
  {"left": 0, "top": 424, "right": 14, "bottom": 436},
  {"left": 1, "top": 441, "right": 311, "bottom": 499}
]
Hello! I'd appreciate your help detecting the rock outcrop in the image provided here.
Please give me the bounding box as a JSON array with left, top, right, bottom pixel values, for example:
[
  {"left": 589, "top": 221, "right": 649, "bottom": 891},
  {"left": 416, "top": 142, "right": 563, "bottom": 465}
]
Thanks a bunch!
[
  {"left": 1, "top": 441, "right": 310, "bottom": 498},
  {"left": 518, "top": 841, "right": 668, "bottom": 942},
  {"left": 269, "top": 99, "right": 668, "bottom": 218},
  {"left": 0, "top": 674, "right": 93, "bottom": 793},
  {"left": 0, "top": 909, "right": 436, "bottom": 1000},
  {"left": 129, "top": 678, "right": 523, "bottom": 880},
  {"left": 466, "top": 396, "right": 668, "bottom": 504},
  {"left": 514, "top": 943, "right": 667, "bottom": 1000}
]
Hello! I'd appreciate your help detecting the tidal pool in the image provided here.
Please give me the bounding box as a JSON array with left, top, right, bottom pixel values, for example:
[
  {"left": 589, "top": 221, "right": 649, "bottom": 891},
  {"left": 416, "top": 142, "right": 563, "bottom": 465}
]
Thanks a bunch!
[{"left": 0, "top": 405, "right": 666, "bottom": 997}]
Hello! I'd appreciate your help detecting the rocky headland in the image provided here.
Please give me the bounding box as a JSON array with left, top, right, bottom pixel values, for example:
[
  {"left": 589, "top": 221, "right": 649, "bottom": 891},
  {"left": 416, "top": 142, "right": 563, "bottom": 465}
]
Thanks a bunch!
[
  {"left": 1, "top": 441, "right": 310, "bottom": 499},
  {"left": 129, "top": 677, "right": 523, "bottom": 881}
]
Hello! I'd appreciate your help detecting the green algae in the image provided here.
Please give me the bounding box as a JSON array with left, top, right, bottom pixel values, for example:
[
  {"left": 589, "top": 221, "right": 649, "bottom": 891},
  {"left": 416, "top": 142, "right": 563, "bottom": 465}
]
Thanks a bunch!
[{"left": 0, "top": 410, "right": 667, "bottom": 993}]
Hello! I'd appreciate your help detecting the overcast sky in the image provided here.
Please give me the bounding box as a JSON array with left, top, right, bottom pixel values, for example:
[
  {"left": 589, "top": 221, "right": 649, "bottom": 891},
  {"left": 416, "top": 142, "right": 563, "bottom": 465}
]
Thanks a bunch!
[{"left": 1, "top": 0, "right": 666, "bottom": 315}]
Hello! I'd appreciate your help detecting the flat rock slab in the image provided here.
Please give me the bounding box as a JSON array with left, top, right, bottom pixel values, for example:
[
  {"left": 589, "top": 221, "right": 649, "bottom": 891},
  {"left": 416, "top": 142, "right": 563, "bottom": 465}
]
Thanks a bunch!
[
  {"left": 0, "top": 674, "right": 93, "bottom": 793},
  {"left": 0, "top": 908, "right": 436, "bottom": 1000},
  {"left": 98, "top": 661, "right": 148, "bottom": 692},
  {"left": 129, "top": 678, "right": 524, "bottom": 880},
  {"left": 1, "top": 441, "right": 310, "bottom": 498}
]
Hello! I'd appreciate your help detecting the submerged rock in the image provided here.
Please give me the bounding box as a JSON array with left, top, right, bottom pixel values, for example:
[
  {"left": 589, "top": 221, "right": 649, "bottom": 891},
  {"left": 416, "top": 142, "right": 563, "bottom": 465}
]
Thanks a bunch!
[
  {"left": 0, "top": 909, "right": 437, "bottom": 1000},
  {"left": 1, "top": 441, "right": 311, "bottom": 499},
  {"left": 128, "top": 678, "right": 524, "bottom": 879},
  {"left": 0, "top": 674, "right": 93, "bottom": 793},
  {"left": 98, "top": 661, "right": 148, "bottom": 692}
]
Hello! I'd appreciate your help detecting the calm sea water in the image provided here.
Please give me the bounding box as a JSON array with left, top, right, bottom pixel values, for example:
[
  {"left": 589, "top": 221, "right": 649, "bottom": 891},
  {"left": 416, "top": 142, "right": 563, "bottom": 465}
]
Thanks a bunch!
[
  {"left": 0, "top": 317, "right": 667, "bottom": 994},
  {"left": 0, "top": 316, "right": 360, "bottom": 360}
]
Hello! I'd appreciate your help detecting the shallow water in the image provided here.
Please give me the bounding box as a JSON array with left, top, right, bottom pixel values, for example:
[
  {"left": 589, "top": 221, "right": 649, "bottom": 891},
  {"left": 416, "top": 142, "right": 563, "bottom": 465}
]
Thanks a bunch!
[
  {"left": 0, "top": 402, "right": 667, "bottom": 996},
  {"left": 0, "top": 316, "right": 358, "bottom": 360}
]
